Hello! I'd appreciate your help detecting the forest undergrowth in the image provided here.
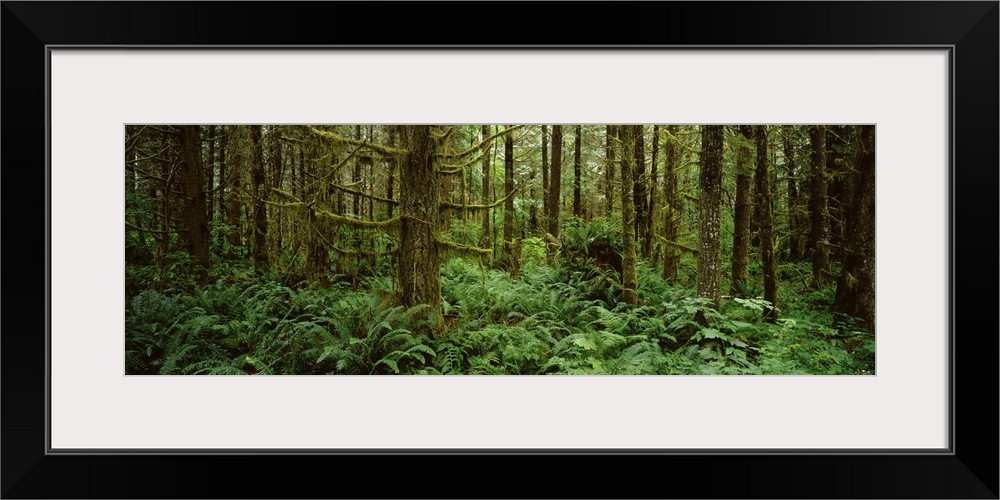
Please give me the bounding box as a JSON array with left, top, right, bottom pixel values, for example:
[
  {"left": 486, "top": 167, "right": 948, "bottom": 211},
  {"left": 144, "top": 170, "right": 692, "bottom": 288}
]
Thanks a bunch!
[{"left": 125, "top": 249, "right": 875, "bottom": 376}]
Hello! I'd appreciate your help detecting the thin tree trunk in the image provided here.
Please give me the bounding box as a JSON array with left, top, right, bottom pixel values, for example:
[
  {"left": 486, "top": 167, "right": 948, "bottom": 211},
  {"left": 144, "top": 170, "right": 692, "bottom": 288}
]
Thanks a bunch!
[
  {"left": 697, "top": 125, "right": 724, "bottom": 308},
  {"left": 503, "top": 126, "right": 517, "bottom": 277},
  {"left": 633, "top": 125, "right": 649, "bottom": 258},
  {"left": 226, "top": 126, "right": 242, "bottom": 256},
  {"left": 604, "top": 125, "right": 615, "bottom": 216},
  {"left": 250, "top": 125, "right": 268, "bottom": 272},
  {"left": 731, "top": 126, "right": 753, "bottom": 296},
  {"left": 547, "top": 125, "right": 563, "bottom": 238},
  {"left": 481, "top": 125, "right": 491, "bottom": 249},
  {"left": 783, "top": 125, "right": 801, "bottom": 260},
  {"left": 662, "top": 125, "right": 679, "bottom": 281},
  {"left": 573, "top": 125, "right": 582, "bottom": 219},
  {"left": 619, "top": 125, "right": 639, "bottom": 305},
  {"left": 755, "top": 125, "right": 778, "bottom": 322},
  {"left": 647, "top": 125, "right": 659, "bottom": 265},
  {"left": 809, "top": 125, "right": 831, "bottom": 287}
]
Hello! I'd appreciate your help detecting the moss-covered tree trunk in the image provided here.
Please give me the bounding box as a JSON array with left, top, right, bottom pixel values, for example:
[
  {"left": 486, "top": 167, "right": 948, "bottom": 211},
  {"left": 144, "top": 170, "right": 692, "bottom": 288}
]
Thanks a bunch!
[
  {"left": 547, "top": 125, "right": 563, "bottom": 238},
  {"left": 755, "top": 125, "right": 778, "bottom": 322},
  {"left": 826, "top": 125, "right": 851, "bottom": 262},
  {"left": 250, "top": 125, "right": 268, "bottom": 272},
  {"left": 481, "top": 125, "right": 492, "bottom": 249},
  {"left": 783, "top": 125, "right": 801, "bottom": 261},
  {"left": 619, "top": 125, "right": 639, "bottom": 305},
  {"left": 399, "top": 125, "right": 443, "bottom": 332},
  {"left": 573, "top": 125, "right": 582, "bottom": 219},
  {"left": 731, "top": 125, "right": 753, "bottom": 297},
  {"left": 647, "top": 125, "right": 659, "bottom": 265},
  {"left": 633, "top": 125, "right": 649, "bottom": 258},
  {"left": 697, "top": 125, "right": 724, "bottom": 307},
  {"left": 269, "top": 126, "right": 284, "bottom": 251},
  {"left": 604, "top": 125, "right": 615, "bottom": 216},
  {"left": 225, "top": 126, "right": 242, "bottom": 257},
  {"left": 206, "top": 125, "right": 215, "bottom": 228},
  {"left": 503, "top": 126, "right": 517, "bottom": 277},
  {"left": 541, "top": 125, "right": 549, "bottom": 231},
  {"left": 662, "top": 125, "right": 680, "bottom": 282},
  {"left": 834, "top": 125, "right": 876, "bottom": 334},
  {"left": 809, "top": 125, "right": 831, "bottom": 288},
  {"left": 179, "top": 125, "right": 210, "bottom": 278}
]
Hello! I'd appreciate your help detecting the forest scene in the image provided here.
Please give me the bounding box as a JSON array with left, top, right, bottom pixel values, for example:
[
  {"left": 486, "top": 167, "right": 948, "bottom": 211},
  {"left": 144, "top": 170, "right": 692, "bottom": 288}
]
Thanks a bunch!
[{"left": 125, "top": 124, "right": 876, "bottom": 375}]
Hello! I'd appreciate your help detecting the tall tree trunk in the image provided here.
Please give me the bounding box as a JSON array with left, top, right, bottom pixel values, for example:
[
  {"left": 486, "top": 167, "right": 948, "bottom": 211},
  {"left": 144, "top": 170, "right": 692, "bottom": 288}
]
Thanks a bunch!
[
  {"left": 697, "top": 125, "right": 724, "bottom": 308},
  {"left": 226, "top": 126, "right": 242, "bottom": 256},
  {"left": 179, "top": 125, "right": 210, "bottom": 278},
  {"left": 503, "top": 126, "right": 517, "bottom": 277},
  {"left": 218, "top": 126, "right": 227, "bottom": 228},
  {"left": 541, "top": 125, "right": 549, "bottom": 231},
  {"left": 618, "top": 125, "right": 639, "bottom": 305},
  {"left": 388, "top": 126, "right": 397, "bottom": 218},
  {"left": 305, "top": 140, "right": 329, "bottom": 286},
  {"left": 270, "top": 126, "right": 284, "bottom": 251},
  {"left": 662, "top": 125, "right": 679, "bottom": 281},
  {"left": 826, "top": 125, "right": 850, "bottom": 262},
  {"left": 207, "top": 125, "right": 215, "bottom": 228},
  {"left": 834, "top": 125, "right": 876, "bottom": 334},
  {"left": 731, "top": 125, "right": 754, "bottom": 296},
  {"left": 547, "top": 125, "right": 563, "bottom": 238},
  {"left": 755, "top": 125, "right": 778, "bottom": 322},
  {"left": 353, "top": 126, "right": 362, "bottom": 216},
  {"left": 604, "top": 125, "right": 615, "bottom": 216},
  {"left": 633, "top": 125, "right": 649, "bottom": 258},
  {"left": 647, "top": 125, "right": 659, "bottom": 265},
  {"left": 399, "top": 125, "right": 443, "bottom": 332},
  {"left": 573, "top": 125, "right": 582, "bottom": 219},
  {"left": 481, "top": 125, "right": 491, "bottom": 249},
  {"left": 809, "top": 125, "right": 831, "bottom": 287},
  {"left": 783, "top": 125, "right": 801, "bottom": 261},
  {"left": 250, "top": 125, "right": 268, "bottom": 272}
]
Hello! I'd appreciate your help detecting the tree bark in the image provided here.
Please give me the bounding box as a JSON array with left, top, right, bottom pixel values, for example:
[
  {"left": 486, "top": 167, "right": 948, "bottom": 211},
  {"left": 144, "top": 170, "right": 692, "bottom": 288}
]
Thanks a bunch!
[
  {"left": 399, "top": 125, "right": 443, "bottom": 332},
  {"left": 481, "top": 125, "right": 491, "bottom": 249},
  {"left": 697, "top": 125, "right": 724, "bottom": 308},
  {"left": 250, "top": 125, "right": 268, "bottom": 272},
  {"left": 731, "top": 126, "right": 753, "bottom": 296},
  {"left": 834, "top": 125, "right": 876, "bottom": 334},
  {"left": 619, "top": 125, "right": 639, "bottom": 305},
  {"left": 783, "top": 125, "right": 801, "bottom": 261},
  {"left": 604, "top": 125, "right": 615, "bottom": 217},
  {"left": 809, "top": 125, "right": 831, "bottom": 287},
  {"left": 662, "top": 125, "right": 680, "bottom": 281},
  {"left": 226, "top": 126, "right": 242, "bottom": 256},
  {"left": 547, "top": 125, "right": 563, "bottom": 238},
  {"left": 755, "top": 125, "right": 778, "bottom": 322},
  {"left": 573, "top": 125, "right": 582, "bottom": 219},
  {"left": 178, "top": 125, "right": 210, "bottom": 278},
  {"left": 503, "top": 126, "right": 517, "bottom": 277},
  {"left": 647, "top": 125, "right": 659, "bottom": 264},
  {"left": 633, "top": 125, "right": 649, "bottom": 258}
]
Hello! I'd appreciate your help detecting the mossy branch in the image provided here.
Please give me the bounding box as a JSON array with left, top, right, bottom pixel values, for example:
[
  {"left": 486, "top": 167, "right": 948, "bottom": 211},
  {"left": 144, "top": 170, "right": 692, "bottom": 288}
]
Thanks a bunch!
[
  {"left": 436, "top": 238, "right": 493, "bottom": 257},
  {"left": 439, "top": 125, "right": 525, "bottom": 159},
  {"left": 269, "top": 188, "right": 400, "bottom": 229},
  {"left": 440, "top": 183, "right": 521, "bottom": 211},
  {"left": 658, "top": 236, "right": 699, "bottom": 255},
  {"left": 309, "top": 126, "right": 408, "bottom": 157}
]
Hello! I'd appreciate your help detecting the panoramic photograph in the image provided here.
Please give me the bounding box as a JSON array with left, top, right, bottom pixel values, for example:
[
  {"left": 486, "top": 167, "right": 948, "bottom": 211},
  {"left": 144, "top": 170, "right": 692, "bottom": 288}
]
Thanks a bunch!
[{"left": 125, "top": 124, "right": 875, "bottom": 375}]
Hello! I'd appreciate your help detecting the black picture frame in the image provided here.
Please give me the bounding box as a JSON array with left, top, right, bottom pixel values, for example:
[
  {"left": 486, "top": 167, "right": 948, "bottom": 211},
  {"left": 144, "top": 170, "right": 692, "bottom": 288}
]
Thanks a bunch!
[{"left": 3, "top": 2, "right": 997, "bottom": 498}]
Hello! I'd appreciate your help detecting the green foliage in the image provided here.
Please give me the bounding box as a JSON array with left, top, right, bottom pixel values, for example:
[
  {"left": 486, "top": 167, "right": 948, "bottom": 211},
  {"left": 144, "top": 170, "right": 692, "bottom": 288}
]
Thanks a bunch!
[{"left": 126, "top": 257, "right": 874, "bottom": 376}]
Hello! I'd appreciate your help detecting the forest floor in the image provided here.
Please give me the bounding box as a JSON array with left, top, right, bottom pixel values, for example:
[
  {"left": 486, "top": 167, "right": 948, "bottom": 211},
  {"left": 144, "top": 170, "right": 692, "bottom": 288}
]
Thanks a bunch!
[{"left": 125, "top": 253, "right": 875, "bottom": 375}]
